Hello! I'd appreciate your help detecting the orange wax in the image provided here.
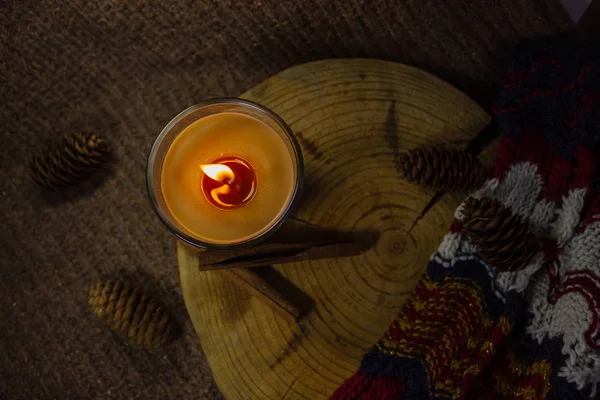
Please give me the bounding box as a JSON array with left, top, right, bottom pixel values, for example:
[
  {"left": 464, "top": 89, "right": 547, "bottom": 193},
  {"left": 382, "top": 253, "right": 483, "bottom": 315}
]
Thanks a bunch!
[{"left": 161, "top": 112, "right": 295, "bottom": 244}]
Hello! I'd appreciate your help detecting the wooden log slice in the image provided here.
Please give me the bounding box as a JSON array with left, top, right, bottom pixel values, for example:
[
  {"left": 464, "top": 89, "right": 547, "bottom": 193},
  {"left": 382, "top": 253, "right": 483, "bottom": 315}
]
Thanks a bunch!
[{"left": 179, "top": 59, "right": 491, "bottom": 400}]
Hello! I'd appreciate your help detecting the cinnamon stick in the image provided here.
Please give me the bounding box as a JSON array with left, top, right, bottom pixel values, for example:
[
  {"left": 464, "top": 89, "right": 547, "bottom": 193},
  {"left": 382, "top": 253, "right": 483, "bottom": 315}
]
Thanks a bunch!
[{"left": 196, "top": 218, "right": 373, "bottom": 271}]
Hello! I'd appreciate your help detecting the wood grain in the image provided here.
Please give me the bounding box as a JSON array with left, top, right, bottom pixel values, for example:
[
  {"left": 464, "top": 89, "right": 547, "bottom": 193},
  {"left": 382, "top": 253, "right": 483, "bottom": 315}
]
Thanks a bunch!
[
  {"left": 228, "top": 267, "right": 301, "bottom": 324},
  {"left": 179, "top": 59, "right": 491, "bottom": 400}
]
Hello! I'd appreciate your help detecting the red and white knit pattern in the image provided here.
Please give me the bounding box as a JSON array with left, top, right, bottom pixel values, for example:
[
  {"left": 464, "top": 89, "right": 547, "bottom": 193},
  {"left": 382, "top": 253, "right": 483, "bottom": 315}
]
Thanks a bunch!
[
  {"left": 449, "top": 158, "right": 600, "bottom": 393},
  {"left": 527, "top": 221, "right": 600, "bottom": 391}
]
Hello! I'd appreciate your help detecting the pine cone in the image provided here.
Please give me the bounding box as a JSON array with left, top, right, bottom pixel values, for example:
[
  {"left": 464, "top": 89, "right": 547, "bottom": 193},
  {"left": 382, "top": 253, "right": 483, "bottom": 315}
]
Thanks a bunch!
[
  {"left": 31, "top": 132, "right": 109, "bottom": 190},
  {"left": 460, "top": 196, "right": 540, "bottom": 271},
  {"left": 89, "top": 280, "right": 178, "bottom": 349},
  {"left": 400, "top": 146, "right": 488, "bottom": 192}
]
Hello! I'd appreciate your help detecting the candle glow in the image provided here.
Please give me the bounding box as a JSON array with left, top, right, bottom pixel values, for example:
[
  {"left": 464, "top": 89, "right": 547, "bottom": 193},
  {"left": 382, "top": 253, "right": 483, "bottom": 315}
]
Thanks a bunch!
[
  {"left": 200, "top": 157, "right": 257, "bottom": 210},
  {"left": 159, "top": 111, "right": 297, "bottom": 245}
]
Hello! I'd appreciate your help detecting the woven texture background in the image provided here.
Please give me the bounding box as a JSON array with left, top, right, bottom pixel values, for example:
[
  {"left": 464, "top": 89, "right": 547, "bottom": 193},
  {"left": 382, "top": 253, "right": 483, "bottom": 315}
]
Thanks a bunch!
[{"left": 0, "top": 1, "right": 571, "bottom": 399}]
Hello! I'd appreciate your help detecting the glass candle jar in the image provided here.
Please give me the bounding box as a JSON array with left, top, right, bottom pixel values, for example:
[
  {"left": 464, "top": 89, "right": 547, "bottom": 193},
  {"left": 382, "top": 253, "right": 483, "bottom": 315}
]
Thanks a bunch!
[{"left": 147, "top": 98, "right": 303, "bottom": 250}]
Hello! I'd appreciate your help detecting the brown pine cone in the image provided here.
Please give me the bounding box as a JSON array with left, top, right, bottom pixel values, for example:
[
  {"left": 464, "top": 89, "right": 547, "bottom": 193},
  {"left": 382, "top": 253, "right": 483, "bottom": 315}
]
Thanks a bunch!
[
  {"left": 89, "top": 280, "right": 178, "bottom": 349},
  {"left": 460, "top": 196, "right": 540, "bottom": 271},
  {"left": 31, "top": 132, "right": 109, "bottom": 190},
  {"left": 400, "top": 146, "right": 488, "bottom": 192}
]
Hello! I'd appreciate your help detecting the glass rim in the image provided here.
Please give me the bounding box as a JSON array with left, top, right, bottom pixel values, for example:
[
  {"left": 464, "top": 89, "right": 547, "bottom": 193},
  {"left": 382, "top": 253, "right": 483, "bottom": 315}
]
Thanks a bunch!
[{"left": 146, "top": 97, "right": 304, "bottom": 250}]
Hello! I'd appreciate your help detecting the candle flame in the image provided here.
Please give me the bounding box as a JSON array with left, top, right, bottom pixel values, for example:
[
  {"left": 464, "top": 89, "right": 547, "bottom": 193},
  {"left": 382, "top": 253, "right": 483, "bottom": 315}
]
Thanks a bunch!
[{"left": 200, "top": 164, "right": 234, "bottom": 183}]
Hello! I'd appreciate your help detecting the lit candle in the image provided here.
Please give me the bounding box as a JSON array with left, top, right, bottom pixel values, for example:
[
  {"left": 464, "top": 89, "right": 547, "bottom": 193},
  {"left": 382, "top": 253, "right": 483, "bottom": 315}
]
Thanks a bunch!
[
  {"left": 148, "top": 99, "right": 302, "bottom": 248},
  {"left": 199, "top": 158, "right": 256, "bottom": 209}
]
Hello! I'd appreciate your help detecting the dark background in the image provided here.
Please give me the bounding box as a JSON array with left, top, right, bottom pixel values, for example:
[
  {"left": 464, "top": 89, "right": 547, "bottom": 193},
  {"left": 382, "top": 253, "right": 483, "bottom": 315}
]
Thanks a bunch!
[{"left": 0, "top": 1, "right": 572, "bottom": 399}]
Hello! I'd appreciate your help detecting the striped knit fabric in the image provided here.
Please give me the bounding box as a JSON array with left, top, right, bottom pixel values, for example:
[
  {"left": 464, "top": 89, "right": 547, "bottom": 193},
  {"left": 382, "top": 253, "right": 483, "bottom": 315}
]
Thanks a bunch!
[{"left": 331, "top": 36, "right": 600, "bottom": 400}]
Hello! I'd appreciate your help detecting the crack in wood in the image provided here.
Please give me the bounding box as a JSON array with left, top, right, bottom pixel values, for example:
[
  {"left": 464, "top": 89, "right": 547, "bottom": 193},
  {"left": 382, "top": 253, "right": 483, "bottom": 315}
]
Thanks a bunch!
[
  {"left": 295, "top": 131, "right": 328, "bottom": 163},
  {"left": 282, "top": 366, "right": 308, "bottom": 400},
  {"left": 383, "top": 100, "right": 404, "bottom": 174},
  {"left": 406, "top": 191, "right": 444, "bottom": 235}
]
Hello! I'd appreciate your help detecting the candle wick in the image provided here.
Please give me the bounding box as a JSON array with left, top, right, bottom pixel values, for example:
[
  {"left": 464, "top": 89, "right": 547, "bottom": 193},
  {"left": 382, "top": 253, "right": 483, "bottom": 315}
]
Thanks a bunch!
[{"left": 223, "top": 177, "right": 234, "bottom": 186}]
